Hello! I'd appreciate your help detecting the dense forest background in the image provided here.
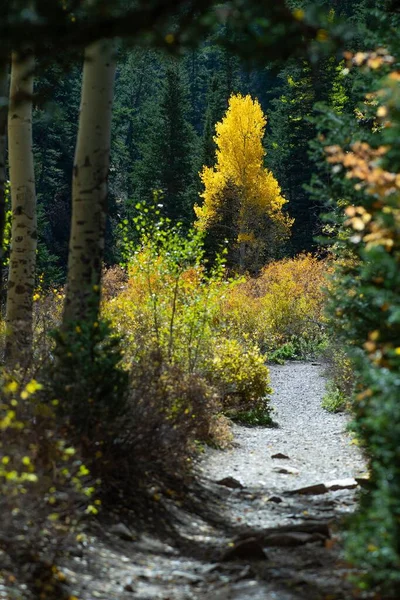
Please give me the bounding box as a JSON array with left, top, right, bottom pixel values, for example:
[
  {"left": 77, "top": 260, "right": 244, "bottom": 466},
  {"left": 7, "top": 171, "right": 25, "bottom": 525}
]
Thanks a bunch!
[{"left": 30, "top": 0, "right": 366, "bottom": 283}]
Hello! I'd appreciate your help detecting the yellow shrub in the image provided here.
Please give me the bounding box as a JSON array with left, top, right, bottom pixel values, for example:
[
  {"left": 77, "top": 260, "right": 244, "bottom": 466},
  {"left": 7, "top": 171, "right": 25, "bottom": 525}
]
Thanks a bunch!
[
  {"left": 221, "top": 285, "right": 267, "bottom": 347},
  {"left": 102, "top": 234, "right": 274, "bottom": 428},
  {"left": 208, "top": 338, "right": 272, "bottom": 409},
  {"left": 103, "top": 246, "right": 232, "bottom": 371},
  {"left": 223, "top": 254, "right": 330, "bottom": 353}
]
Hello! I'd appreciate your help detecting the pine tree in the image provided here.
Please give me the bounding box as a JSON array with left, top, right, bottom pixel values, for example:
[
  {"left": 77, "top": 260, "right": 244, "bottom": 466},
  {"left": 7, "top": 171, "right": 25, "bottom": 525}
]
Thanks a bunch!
[
  {"left": 111, "top": 48, "right": 165, "bottom": 202},
  {"left": 266, "top": 62, "right": 317, "bottom": 254},
  {"left": 201, "top": 74, "right": 230, "bottom": 168},
  {"left": 201, "top": 44, "right": 242, "bottom": 168},
  {"left": 134, "top": 65, "right": 198, "bottom": 224},
  {"left": 184, "top": 49, "right": 208, "bottom": 134},
  {"left": 33, "top": 59, "right": 81, "bottom": 279}
]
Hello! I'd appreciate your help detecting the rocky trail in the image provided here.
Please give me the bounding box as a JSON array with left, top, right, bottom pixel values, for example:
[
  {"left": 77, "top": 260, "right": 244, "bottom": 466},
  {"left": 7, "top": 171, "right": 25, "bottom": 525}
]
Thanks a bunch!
[{"left": 61, "top": 362, "right": 368, "bottom": 600}]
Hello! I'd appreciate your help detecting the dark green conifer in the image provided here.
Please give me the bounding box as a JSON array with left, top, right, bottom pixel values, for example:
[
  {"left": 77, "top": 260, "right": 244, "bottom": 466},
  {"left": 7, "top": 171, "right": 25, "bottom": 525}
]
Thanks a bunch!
[
  {"left": 134, "top": 65, "right": 198, "bottom": 224},
  {"left": 266, "top": 62, "right": 316, "bottom": 254}
]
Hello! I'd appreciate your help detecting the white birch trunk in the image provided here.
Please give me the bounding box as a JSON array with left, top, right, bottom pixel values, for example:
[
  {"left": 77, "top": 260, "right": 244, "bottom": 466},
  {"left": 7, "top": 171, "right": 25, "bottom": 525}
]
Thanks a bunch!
[
  {"left": 63, "top": 39, "right": 116, "bottom": 325},
  {"left": 0, "top": 62, "right": 8, "bottom": 303},
  {"left": 5, "top": 51, "right": 36, "bottom": 366}
]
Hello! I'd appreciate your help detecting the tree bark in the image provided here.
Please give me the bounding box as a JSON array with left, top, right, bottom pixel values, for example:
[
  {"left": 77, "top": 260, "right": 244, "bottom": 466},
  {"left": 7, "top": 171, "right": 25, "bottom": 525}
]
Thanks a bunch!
[
  {"left": 0, "top": 62, "right": 8, "bottom": 306},
  {"left": 239, "top": 241, "right": 245, "bottom": 272},
  {"left": 5, "top": 51, "right": 36, "bottom": 367},
  {"left": 63, "top": 39, "right": 116, "bottom": 325}
]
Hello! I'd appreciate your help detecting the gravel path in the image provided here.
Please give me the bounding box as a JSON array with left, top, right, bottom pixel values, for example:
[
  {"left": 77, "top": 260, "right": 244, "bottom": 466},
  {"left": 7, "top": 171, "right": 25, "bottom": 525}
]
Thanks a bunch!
[{"left": 205, "top": 361, "right": 365, "bottom": 493}]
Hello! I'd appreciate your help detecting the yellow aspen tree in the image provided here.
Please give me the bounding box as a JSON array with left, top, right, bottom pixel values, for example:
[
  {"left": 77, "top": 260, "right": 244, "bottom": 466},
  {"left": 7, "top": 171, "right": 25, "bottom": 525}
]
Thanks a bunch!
[
  {"left": 195, "top": 94, "right": 292, "bottom": 271},
  {"left": 5, "top": 51, "right": 37, "bottom": 366},
  {"left": 63, "top": 39, "right": 116, "bottom": 325}
]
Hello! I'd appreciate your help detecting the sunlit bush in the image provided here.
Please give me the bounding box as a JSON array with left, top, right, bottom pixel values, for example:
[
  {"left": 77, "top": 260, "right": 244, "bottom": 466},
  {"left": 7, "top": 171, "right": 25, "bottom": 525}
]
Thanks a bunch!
[
  {"left": 222, "top": 254, "right": 329, "bottom": 356},
  {"left": 104, "top": 209, "right": 272, "bottom": 431},
  {"left": 208, "top": 338, "right": 272, "bottom": 414},
  {"left": 105, "top": 222, "right": 231, "bottom": 372}
]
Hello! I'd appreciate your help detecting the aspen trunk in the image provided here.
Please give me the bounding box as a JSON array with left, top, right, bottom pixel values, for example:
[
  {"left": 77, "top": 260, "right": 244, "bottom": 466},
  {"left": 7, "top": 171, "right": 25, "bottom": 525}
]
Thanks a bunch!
[
  {"left": 63, "top": 39, "right": 116, "bottom": 325},
  {"left": 5, "top": 51, "right": 36, "bottom": 367},
  {"left": 239, "top": 241, "right": 246, "bottom": 272},
  {"left": 0, "top": 62, "right": 8, "bottom": 305}
]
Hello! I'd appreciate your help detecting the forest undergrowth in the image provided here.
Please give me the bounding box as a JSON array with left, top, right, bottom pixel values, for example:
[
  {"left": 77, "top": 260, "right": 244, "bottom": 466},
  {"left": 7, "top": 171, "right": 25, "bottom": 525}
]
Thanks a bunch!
[{"left": 0, "top": 216, "right": 329, "bottom": 599}]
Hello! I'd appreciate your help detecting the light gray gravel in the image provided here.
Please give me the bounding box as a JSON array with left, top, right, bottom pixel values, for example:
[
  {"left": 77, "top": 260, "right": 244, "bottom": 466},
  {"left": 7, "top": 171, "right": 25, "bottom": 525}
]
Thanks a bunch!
[{"left": 205, "top": 361, "right": 365, "bottom": 493}]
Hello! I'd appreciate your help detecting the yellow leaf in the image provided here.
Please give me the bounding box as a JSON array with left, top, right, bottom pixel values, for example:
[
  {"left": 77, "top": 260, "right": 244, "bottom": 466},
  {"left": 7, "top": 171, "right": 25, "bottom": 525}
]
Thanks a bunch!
[
  {"left": 25, "top": 380, "right": 43, "bottom": 394},
  {"left": 293, "top": 8, "right": 304, "bottom": 20},
  {"left": 85, "top": 504, "right": 99, "bottom": 515},
  {"left": 5, "top": 381, "right": 18, "bottom": 393},
  {"left": 316, "top": 29, "right": 329, "bottom": 42},
  {"left": 64, "top": 447, "right": 76, "bottom": 456}
]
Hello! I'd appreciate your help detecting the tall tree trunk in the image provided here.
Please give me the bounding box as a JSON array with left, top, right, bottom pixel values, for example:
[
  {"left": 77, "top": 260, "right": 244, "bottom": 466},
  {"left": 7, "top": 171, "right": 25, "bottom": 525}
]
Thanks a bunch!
[
  {"left": 239, "top": 241, "right": 245, "bottom": 272},
  {"left": 63, "top": 39, "right": 116, "bottom": 325},
  {"left": 5, "top": 51, "right": 36, "bottom": 367},
  {"left": 0, "top": 62, "right": 8, "bottom": 306}
]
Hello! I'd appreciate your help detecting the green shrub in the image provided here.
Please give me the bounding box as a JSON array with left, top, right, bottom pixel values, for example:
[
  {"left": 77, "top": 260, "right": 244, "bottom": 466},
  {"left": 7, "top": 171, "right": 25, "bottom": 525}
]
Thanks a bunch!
[
  {"left": 323, "top": 343, "right": 355, "bottom": 400},
  {"left": 232, "top": 398, "right": 274, "bottom": 426},
  {"left": 319, "top": 59, "right": 400, "bottom": 594},
  {"left": 321, "top": 382, "right": 347, "bottom": 413},
  {"left": 268, "top": 341, "right": 298, "bottom": 363},
  {"left": 50, "top": 318, "right": 129, "bottom": 439}
]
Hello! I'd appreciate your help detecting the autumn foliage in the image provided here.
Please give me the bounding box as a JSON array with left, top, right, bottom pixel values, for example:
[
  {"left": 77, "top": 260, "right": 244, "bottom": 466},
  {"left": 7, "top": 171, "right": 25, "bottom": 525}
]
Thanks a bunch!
[
  {"left": 104, "top": 215, "right": 273, "bottom": 432},
  {"left": 221, "top": 254, "right": 328, "bottom": 355},
  {"left": 323, "top": 56, "right": 400, "bottom": 592},
  {"left": 195, "top": 94, "right": 292, "bottom": 271}
]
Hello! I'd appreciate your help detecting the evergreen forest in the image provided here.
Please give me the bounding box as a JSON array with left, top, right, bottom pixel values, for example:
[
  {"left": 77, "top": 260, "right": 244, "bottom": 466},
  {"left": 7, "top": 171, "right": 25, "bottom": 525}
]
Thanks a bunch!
[{"left": 1, "top": 1, "right": 400, "bottom": 598}]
